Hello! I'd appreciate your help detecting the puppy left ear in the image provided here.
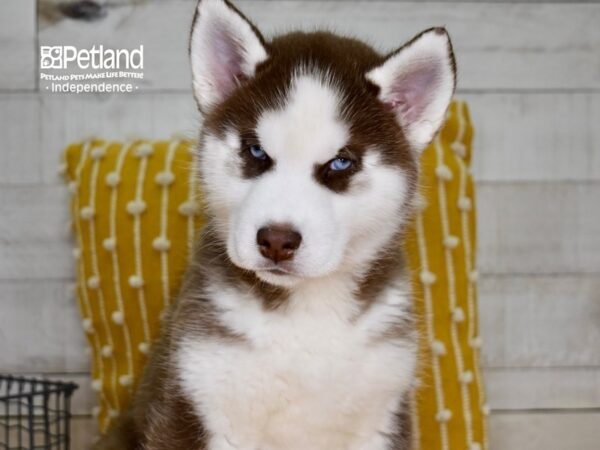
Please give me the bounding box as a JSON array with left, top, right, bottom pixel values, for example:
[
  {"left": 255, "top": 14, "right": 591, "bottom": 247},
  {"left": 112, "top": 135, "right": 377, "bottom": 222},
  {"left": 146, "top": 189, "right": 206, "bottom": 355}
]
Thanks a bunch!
[
  {"left": 190, "top": 0, "right": 268, "bottom": 113},
  {"left": 366, "top": 28, "right": 456, "bottom": 152}
]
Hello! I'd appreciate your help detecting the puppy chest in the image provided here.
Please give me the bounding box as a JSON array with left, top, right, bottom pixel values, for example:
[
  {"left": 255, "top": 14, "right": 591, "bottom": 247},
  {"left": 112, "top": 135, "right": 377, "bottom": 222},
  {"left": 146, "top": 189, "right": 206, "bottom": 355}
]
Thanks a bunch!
[{"left": 178, "top": 321, "right": 413, "bottom": 448}]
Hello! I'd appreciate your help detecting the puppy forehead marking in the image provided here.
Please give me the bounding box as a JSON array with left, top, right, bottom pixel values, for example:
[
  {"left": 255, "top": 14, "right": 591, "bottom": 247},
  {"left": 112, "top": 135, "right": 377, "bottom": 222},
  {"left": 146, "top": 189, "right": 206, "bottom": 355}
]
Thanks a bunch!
[{"left": 256, "top": 74, "right": 349, "bottom": 164}]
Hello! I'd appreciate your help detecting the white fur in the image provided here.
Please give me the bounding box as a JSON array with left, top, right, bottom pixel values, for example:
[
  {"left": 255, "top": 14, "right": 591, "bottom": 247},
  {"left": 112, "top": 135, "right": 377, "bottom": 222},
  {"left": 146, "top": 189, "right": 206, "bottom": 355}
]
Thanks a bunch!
[
  {"left": 190, "top": 0, "right": 268, "bottom": 111},
  {"left": 178, "top": 278, "right": 415, "bottom": 450},
  {"left": 366, "top": 29, "right": 455, "bottom": 152}
]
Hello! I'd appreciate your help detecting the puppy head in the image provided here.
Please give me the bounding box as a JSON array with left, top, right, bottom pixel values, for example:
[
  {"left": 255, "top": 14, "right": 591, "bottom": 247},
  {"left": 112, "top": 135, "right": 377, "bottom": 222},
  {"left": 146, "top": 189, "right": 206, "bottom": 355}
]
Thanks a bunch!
[{"left": 190, "top": 0, "right": 456, "bottom": 287}]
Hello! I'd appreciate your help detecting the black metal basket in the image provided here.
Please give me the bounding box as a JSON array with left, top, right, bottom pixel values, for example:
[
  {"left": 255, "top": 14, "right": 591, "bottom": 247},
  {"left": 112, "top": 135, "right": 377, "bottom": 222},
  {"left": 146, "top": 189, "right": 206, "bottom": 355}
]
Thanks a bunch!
[{"left": 0, "top": 375, "right": 78, "bottom": 450}]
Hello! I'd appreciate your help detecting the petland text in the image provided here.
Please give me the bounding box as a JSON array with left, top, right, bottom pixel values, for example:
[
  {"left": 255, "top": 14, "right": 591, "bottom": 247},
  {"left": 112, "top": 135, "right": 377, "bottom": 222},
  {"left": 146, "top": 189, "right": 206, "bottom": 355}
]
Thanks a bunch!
[{"left": 40, "top": 45, "right": 144, "bottom": 70}]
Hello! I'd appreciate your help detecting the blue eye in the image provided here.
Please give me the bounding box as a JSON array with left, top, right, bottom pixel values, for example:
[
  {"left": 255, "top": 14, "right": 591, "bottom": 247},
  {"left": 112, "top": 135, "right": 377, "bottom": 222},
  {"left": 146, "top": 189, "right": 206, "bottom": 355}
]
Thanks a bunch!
[
  {"left": 248, "top": 144, "right": 268, "bottom": 160},
  {"left": 329, "top": 157, "right": 353, "bottom": 171}
]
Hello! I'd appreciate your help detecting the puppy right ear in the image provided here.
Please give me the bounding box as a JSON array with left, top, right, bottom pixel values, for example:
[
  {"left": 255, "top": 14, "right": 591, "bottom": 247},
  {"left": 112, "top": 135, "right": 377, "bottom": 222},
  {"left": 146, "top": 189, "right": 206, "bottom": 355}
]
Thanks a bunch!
[{"left": 190, "top": 0, "right": 268, "bottom": 113}]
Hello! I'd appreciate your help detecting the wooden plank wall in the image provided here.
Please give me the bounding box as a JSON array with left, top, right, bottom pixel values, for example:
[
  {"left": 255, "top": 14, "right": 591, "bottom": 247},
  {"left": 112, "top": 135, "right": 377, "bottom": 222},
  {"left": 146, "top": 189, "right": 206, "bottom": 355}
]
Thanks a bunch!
[{"left": 1, "top": 1, "right": 599, "bottom": 448}]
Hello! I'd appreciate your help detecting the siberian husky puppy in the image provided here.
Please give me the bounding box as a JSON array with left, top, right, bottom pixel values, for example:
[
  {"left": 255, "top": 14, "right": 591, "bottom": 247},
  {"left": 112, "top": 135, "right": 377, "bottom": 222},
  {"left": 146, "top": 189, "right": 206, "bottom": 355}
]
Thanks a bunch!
[{"left": 96, "top": 0, "right": 456, "bottom": 448}]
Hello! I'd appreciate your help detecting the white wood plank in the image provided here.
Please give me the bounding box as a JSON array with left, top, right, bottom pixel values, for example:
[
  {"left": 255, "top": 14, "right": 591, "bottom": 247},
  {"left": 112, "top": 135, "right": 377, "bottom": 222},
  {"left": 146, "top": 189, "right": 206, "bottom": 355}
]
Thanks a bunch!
[
  {"left": 485, "top": 367, "right": 600, "bottom": 411},
  {"left": 0, "top": 281, "right": 88, "bottom": 373},
  {"left": 39, "top": 1, "right": 600, "bottom": 91},
  {"left": 466, "top": 93, "right": 600, "bottom": 182},
  {"left": 0, "top": 0, "right": 36, "bottom": 90},
  {"left": 0, "top": 241, "right": 73, "bottom": 281},
  {"left": 477, "top": 183, "right": 600, "bottom": 275},
  {"left": 479, "top": 274, "right": 600, "bottom": 367},
  {"left": 39, "top": 93, "right": 199, "bottom": 184},
  {"left": 0, "top": 185, "right": 70, "bottom": 245},
  {"left": 0, "top": 95, "right": 43, "bottom": 184},
  {"left": 489, "top": 411, "right": 600, "bottom": 450}
]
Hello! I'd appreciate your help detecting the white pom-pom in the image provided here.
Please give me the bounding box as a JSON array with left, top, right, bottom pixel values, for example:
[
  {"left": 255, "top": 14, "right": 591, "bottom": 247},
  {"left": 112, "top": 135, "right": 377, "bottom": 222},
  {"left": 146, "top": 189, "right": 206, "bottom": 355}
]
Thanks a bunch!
[
  {"left": 482, "top": 404, "right": 491, "bottom": 416},
  {"left": 126, "top": 200, "right": 146, "bottom": 216},
  {"left": 82, "top": 318, "right": 94, "bottom": 333},
  {"left": 444, "top": 235, "right": 460, "bottom": 249},
  {"left": 152, "top": 236, "right": 171, "bottom": 252},
  {"left": 138, "top": 342, "right": 150, "bottom": 354},
  {"left": 419, "top": 271, "right": 436, "bottom": 286},
  {"left": 458, "top": 196, "right": 472, "bottom": 211},
  {"left": 134, "top": 143, "right": 154, "bottom": 158},
  {"left": 101, "top": 345, "right": 113, "bottom": 358},
  {"left": 468, "top": 270, "right": 479, "bottom": 283},
  {"left": 452, "top": 307, "right": 465, "bottom": 323},
  {"left": 460, "top": 371, "right": 474, "bottom": 385},
  {"left": 102, "top": 237, "right": 116, "bottom": 252},
  {"left": 72, "top": 248, "right": 82, "bottom": 260},
  {"left": 128, "top": 275, "right": 143, "bottom": 289},
  {"left": 435, "top": 165, "right": 453, "bottom": 181},
  {"left": 91, "top": 147, "right": 106, "bottom": 160},
  {"left": 105, "top": 172, "right": 120, "bottom": 187},
  {"left": 178, "top": 200, "right": 199, "bottom": 217},
  {"left": 87, "top": 276, "right": 100, "bottom": 290},
  {"left": 111, "top": 310, "right": 124, "bottom": 325},
  {"left": 431, "top": 340, "right": 447, "bottom": 356},
  {"left": 108, "top": 409, "right": 120, "bottom": 419},
  {"left": 470, "top": 336, "right": 483, "bottom": 349},
  {"left": 451, "top": 142, "right": 466, "bottom": 157},
  {"left": 91, "top": 406, "right": 100, "bottom": 418},
  {"left": 470, "top": 443, "right": 482, "bottom": 450},
  {"left": 119, "top": 374, "right": 133, "bottom": 387},
  {"left": 436, "top": 409, "right": 452, "bottom": 423},
  {"left": 91, "top": 378, "right": 103, "bottom": 392},
  {"left": 413, "top": 193, "right": 428, "bottom": 211},
  {"left": 155, "top": 171, "right": 175, "bottom": 186},
  {"left": 80, "top": 206, "right": 95, "bottom": 221}
]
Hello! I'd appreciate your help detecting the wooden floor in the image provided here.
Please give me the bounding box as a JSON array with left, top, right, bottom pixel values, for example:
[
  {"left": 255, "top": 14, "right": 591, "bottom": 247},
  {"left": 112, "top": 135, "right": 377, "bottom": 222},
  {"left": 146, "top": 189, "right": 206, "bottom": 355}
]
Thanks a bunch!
[{"left": 1, "top": 1, "right": 600, "bottom": 448}]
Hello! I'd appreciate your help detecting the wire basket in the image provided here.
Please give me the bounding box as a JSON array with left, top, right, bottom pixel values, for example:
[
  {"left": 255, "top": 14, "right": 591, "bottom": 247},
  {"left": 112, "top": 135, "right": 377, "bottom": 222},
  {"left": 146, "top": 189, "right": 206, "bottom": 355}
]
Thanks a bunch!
[{"left": 0, "top": 375, "right": 78, "bottom": 450}]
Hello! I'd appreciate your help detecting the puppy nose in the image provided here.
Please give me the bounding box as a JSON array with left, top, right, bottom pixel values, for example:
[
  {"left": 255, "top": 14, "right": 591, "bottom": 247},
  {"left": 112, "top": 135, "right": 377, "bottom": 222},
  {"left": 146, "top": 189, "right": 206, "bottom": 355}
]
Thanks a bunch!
[{"left": 256, "top": 225, "right": 302, "bottom": 263}]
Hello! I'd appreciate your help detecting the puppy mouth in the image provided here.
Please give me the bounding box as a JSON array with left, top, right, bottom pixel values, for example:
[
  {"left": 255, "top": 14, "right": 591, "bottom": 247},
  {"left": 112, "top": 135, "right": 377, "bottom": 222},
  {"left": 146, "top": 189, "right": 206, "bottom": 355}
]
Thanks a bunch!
[
  {"left": 259, "top": 263, "right": 297, "bottom": 276},
  {"left": 264, "top": 268, "right": 289, "bottom": 276}
]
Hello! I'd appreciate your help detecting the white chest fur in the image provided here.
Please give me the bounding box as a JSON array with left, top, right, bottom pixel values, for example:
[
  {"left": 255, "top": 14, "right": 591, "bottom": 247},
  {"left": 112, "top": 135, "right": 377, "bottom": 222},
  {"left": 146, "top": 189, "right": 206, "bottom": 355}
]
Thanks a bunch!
[{"left": 176, "top": 280, "right": 415, "bottom": 450}]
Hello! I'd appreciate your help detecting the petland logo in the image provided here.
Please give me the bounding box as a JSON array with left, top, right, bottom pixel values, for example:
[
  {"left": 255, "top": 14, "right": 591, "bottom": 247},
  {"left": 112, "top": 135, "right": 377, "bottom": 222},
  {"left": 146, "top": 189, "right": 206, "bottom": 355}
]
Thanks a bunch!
[
  {"left": 40, "top": 45, "right": 144, "bottom": 70},
  {"left": 40, "top": 45, "right": 144, "bottom": 93}
]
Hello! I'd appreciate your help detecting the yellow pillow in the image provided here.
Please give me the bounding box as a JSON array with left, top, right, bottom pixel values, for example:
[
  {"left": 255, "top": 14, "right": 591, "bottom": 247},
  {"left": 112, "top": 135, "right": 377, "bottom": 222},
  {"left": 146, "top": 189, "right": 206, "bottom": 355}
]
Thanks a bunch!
[{"left": 64, "top": 100, "right": 487, "bottom": 450}]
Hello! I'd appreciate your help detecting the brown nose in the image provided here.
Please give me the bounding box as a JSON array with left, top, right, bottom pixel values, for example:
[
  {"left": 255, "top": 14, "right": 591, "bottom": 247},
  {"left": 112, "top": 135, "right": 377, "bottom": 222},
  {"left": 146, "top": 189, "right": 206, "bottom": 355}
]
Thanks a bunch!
[{"left": 256, "top": 225, "right": 302, "bottom": 263}]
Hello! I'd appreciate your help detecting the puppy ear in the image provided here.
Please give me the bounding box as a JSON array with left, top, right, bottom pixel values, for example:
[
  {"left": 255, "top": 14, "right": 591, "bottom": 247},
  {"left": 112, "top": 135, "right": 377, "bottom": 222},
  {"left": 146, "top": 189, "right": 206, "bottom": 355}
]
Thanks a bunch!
[
  {"left": 366, "top": 28, "right": 456, "bottom": 152},
  {"left": 190, "top": 0, "right": 268, "bottom": 113}
]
